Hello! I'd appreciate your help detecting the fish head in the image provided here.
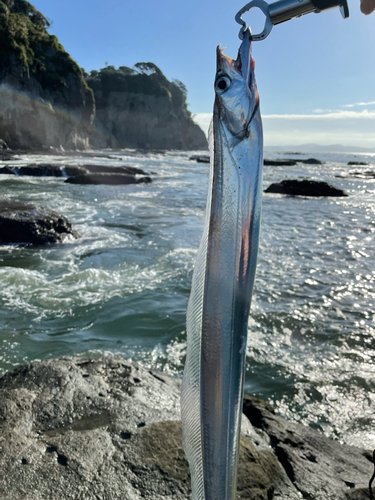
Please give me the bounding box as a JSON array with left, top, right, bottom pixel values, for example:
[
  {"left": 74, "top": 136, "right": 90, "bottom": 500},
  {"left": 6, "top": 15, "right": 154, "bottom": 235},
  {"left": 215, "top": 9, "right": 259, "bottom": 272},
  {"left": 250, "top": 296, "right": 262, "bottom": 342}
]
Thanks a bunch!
[{"left": 214, "top": 28, "right": 259, "bottom": 139}]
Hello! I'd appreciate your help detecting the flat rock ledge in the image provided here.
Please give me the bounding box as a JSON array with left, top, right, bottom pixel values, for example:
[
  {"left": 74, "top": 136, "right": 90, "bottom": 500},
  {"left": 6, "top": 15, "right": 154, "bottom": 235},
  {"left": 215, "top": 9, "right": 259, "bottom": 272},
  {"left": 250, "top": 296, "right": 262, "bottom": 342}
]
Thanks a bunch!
[
  {"left": 265, "top": 179, "right": 347, "bottom": 197},
  {"left": 0, "top": 196, "right": 78, "bottom": 245},
  {"left": 190, "top": 157, "right": 323, "bottom": 167},
  {"left": 0, "top": 164, "right": 152, "bottom": 185},
  {"left": 0, "top": 354, "right": 372, "bottom": 500},
  {"left": 264, "top": 158, "right": 323, "bottom": 166}
]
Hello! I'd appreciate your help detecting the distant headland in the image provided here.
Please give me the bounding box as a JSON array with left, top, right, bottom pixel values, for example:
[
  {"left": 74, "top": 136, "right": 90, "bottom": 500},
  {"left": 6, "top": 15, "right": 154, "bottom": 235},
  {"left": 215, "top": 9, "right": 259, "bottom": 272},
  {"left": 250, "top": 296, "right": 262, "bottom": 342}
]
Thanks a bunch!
[{"left": 0, "top": 0, "right": 207, "bottom": 151}]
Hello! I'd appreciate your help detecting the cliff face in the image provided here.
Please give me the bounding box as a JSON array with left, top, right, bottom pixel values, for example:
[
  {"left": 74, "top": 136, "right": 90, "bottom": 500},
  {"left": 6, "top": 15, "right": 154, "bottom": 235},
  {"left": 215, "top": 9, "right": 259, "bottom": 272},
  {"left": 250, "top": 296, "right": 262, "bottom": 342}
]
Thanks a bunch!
[
  {"left": 0, "top": 0, "right": 94, "bottom": 150},
  {"left": 86, "top": 64, "right": 207, "bottom": 150},
  {"left": 0, "top": 2, "right": 206, "bottom": 151}
]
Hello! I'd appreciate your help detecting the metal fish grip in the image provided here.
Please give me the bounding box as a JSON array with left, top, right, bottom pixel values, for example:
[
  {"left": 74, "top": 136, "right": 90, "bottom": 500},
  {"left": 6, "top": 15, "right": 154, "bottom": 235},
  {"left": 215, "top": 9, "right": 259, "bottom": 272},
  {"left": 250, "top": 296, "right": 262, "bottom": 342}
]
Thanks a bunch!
[{"left": 236, "top": 0, "right": 349, "bottom": 41}]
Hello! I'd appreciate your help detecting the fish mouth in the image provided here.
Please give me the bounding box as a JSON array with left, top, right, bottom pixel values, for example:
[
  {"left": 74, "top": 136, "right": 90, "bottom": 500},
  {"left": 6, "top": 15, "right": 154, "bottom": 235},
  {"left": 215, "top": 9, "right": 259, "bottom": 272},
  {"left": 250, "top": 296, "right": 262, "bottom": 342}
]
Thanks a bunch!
[
  {"left": 216, "top": 28, "right": 253, "bottom": 90},
  {"left": 215, "top": 28, "right": 258, "bottom": 140}
]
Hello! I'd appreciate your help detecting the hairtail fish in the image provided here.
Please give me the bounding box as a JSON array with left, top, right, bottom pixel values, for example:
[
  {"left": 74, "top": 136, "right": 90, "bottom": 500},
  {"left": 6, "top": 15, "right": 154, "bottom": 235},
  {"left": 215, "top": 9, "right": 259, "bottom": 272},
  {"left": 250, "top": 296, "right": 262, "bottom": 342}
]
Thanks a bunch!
[{"left": 181, "top": 27, "right": 263, "bottom": 500}]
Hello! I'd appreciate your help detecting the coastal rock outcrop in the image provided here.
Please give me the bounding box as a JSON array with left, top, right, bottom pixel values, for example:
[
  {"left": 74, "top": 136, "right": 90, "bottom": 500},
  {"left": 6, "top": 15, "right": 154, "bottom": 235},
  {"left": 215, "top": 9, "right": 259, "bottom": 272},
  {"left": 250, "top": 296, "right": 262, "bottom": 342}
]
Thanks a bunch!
[
  {"left": 264, "top": 159, "right": 297, "bottom": 166},
  {"left": 190, "top": 154, "right": 210, "bottom": 163},
  {"left": 65, "top": 173, "right": 152, "bottom": 185},
  {"left": 0, "top": 354, "right": 372, "bottom": 499},
  {"left": 263, "top": 158, "right": 322, "bottom": 166},
  {"left": 0, "top": 0, "right": 94, "bottom": 150},
  {"left": 300, "top": 158, "right": 322, "bottom": 165},
  {"left": 0, "top": 163, "right": 152, "bottom": 184},
  {"left": 0, "top": 196, "right": 78, "bottom": 244},
  {"left": 0, "top": 355, "right": 296, "bottom": 500},
  {"left": 337, "top": 170, "right": 375, "bottom": 179},
  {"left": 264, "top": 179, "right": 347, "bottom": 197},
  {"left": 86, "top": 64, "right": 208, "bottom": 150},
  {"left": 0, "top": 2, "right": 206, "bottom": 152},
  {"left": 243, "top": 396, "right": 372, "bottom": 500}
]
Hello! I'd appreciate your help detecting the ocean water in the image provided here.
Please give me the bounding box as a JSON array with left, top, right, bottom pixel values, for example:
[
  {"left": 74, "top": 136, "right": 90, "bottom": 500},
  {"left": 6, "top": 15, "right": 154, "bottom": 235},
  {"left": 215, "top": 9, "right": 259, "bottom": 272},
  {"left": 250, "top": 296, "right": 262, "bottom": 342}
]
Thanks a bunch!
[{"left": 0, "top": 148, "right": 374, "bottom": 450}]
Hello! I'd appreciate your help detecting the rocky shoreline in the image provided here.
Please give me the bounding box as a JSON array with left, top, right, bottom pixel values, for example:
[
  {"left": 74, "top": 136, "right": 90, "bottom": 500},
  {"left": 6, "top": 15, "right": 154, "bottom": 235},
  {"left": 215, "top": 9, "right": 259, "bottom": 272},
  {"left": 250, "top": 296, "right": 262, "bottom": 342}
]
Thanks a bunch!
[{"left": 0, "top": 354, "right": 372, "bottom": 499}]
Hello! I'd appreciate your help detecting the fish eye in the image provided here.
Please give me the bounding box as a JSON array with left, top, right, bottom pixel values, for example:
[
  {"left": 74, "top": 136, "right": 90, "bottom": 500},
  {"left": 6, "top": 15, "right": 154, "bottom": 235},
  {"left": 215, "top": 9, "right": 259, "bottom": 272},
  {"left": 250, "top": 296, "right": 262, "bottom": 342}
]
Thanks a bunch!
[{"left": 215, "top": 75, "right": 231, "bottom": 94}]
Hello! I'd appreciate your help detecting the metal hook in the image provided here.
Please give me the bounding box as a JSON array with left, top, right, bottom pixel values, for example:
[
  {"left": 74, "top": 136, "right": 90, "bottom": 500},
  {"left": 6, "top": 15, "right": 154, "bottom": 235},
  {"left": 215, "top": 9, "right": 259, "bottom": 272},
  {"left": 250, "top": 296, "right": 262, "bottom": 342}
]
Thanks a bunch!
[{"left": 235, "top": 0, "right": 273, "bottom": 41}]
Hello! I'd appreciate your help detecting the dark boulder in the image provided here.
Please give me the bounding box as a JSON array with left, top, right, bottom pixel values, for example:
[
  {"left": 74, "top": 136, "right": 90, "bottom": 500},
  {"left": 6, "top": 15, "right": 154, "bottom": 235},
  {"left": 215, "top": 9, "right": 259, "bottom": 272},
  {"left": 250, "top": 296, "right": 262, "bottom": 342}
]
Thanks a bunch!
[
  {"left": 264, "top": 159, "right": 297, "bottom": 166},
  {"left": 63, "top": 166, "right": 91, "bottom": 177},
  {"left": 0, "top": 164, "right": 87, "bottom": 177},
  {"left": 0, "top": 196, "right": 78, "bottom": 245},
  {"left": 0, "top": 164, "right": 151, "bottom": 180},
  {"left": 82, "top": 164, "right": 150, "bottom": 176},
  {"left": 0, "top": 150, "right": 17, "bottom": 161},
  {"left": 190, "top": 155, "right": 210, "bottom": 163},
  {"left": 264, "top": 179, "right": 347, "bottom": 197},
  {"left": 264, "top": 158, "right": 323, "bottom": 166},
  {"left": 243, "top": 395, "right": 372, "bottom": 500},
  {"left": 347, "top": 171, "right": 375, "bottom": 179},
  {"left": 65, "top": 173, "right": 152, "bottom": 185},
  {"left": 348, "top": 161, "right": 369, "bottom": 166},
  {"left": 13, "top": 164, "right": 64, "bottom": 177},
  {"left": 0, "top": 139, "right": 9, "bottom": 150},
  {"left": 300, "top": 158, "right": 323, "bottom": 165},
  {"left": 0, "top": 166, "right": 14, "bottom": 175}
]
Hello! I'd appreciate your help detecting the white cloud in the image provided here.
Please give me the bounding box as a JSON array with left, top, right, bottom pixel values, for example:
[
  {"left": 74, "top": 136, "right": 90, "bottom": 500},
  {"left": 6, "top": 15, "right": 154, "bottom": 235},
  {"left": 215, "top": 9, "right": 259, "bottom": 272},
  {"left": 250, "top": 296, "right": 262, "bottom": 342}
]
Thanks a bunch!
[
  {"left": 343, "top": 101, "right": 375, "bottom": 108},
  {"left": 192, "top": 113, "right": 211, "bottom": 136},
  {"left": 192, "top": 111, "right": 375, "bottom": 148},
  {"left": 263, "top": 110, "right": 375, "bottom": 120}
]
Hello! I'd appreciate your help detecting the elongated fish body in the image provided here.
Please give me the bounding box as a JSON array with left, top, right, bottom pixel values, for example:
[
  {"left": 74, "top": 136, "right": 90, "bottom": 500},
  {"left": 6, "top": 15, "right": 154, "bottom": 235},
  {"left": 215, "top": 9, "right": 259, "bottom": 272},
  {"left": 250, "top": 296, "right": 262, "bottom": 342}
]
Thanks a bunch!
[{"left": 181, "top": 28, "right": 263, "bottom": 500}]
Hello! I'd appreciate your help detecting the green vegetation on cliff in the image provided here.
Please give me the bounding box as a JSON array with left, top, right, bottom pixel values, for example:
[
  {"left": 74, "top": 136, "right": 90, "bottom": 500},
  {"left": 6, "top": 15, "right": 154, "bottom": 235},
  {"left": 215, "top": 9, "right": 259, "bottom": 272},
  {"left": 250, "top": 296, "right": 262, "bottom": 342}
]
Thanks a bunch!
[
  {"left": 86, "top": 63, "right": 191, "bottom": 119},
  {"left": 0, "top": 0, "right": 206, "bottom": 150},
  {"left": 0, "top": 0, "right": 92, "bottom": 101},
  {"left": 0, "top": 0, "right": 94, "bottom": 150}
]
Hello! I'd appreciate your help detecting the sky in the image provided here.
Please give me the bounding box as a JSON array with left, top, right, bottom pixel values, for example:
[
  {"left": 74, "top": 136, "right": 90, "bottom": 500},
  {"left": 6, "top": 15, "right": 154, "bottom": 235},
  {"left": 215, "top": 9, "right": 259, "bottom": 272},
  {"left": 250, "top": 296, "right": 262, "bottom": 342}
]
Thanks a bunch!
[{"left": 31, "top": 0, "right": 375, "bottom": 148}]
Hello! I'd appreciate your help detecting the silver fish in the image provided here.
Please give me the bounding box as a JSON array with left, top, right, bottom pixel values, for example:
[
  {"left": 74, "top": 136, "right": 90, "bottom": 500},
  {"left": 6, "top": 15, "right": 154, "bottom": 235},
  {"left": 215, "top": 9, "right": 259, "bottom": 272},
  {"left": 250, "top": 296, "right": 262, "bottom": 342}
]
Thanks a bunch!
[{"left": 181, "top": 28, "right": 263, "bottom": 500}]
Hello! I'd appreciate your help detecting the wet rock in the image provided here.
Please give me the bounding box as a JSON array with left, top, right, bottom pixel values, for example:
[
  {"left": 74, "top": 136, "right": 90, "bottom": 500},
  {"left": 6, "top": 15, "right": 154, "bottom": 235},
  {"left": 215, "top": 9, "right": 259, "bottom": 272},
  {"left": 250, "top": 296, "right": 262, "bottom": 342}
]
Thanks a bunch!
[
  {"left": 0, "top": 164, "right": 150, "bottom": 179},
  {"left": 264, "top": 179, "right": 347, "bottom": 197},
  {"left": 0, "top": 356, "right": 183, "bottom": 500},
  {"left": 0, "top": 149, "right": 18, "bottom": 161},
  {"left": 348, "top": 161, "right": 369, "bottom": 166},
  {"left": 0, "top": 164, "right": 85, "bottom": 177},
  {"left": 0, "top": 196, "right": 78, "bottom": 245},
  {"left": 264, "top": 158, "right": 322, "bottom": 166},
  {"left": 264, "top": 159, "right": 297, "bottom": 166},
  {"left": 346, "top": 171, "right": 375, "bottom": 179},
  {"left": 82, "top": 164, "right": 150, "bottom": 176},
  {"left": 65, "top": 173, "right": 152, "bottom": 185},
  {"left": 0, "top": 355, "right": 373, "bottom": 499},
  {"left": 14, "top": 164, "right": 65, "bottom": 177},
  {"left": 0, "top": 139, "right": 9, "bottom": 150},
  {"left": 0, "top": 355, "right": 298, "bottom": 500},
  {"left": 300, "top": 158, "right": 322, "bottom": 165},
  {"left": 243, "top": 395, "right": 372, "bottom": 500},
  {"left": 0, "top": 166, "right": 14, "bottom": 175},
  {"left": 63, "top": 166, "right": 92, "bottom": 177},
  {"left": 190, "top": 155, "right": 210, "bottom": 163}
]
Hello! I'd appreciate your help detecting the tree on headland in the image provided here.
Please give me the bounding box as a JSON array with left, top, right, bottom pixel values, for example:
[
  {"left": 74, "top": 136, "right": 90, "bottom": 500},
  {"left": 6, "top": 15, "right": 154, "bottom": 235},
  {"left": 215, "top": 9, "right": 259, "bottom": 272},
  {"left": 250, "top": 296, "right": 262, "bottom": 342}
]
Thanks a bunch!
[{"left": 85, "top": 63, "right": 191, "bottom": 117}]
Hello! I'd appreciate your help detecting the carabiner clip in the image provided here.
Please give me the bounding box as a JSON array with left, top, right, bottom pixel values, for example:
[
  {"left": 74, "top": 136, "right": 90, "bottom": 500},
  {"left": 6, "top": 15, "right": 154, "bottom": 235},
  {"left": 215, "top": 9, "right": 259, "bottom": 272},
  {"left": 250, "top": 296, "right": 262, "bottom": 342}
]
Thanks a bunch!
[{"left": 235, "top": 0, "right": 273, "bottom": 41}]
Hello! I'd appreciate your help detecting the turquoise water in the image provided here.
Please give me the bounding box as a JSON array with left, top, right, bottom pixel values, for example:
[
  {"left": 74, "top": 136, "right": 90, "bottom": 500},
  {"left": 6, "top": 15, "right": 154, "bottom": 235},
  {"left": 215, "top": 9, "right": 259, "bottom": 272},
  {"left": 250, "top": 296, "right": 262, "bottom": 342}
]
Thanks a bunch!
[{"left": 1, "top": 149, "right": 375, "bottom": 450}]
